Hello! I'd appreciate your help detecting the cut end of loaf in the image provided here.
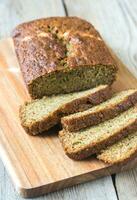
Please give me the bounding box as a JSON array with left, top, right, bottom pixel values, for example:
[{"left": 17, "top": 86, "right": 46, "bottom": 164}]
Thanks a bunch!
[
  {"left": 13, "top": 17, "right": 118, "bottom": 99},
  {"left": 28, "top": 65, "right": 117, "bottom": 99}
]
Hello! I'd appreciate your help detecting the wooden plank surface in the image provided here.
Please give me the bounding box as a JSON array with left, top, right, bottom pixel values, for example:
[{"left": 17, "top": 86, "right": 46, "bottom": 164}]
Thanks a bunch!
[
  {"left": 0, "top": 0, "right": 136, "bottom": 199},
  {"left": 0, "top": 36, "right": 137, "bottom": 198},
  {"left": 0, "top": 161, "right": 118, "bottom": 200},
  {"left": 64, "top": 0, "right": 137, "bottom": 76},
  {"left": 115, "top": 168, "right": 137, "bottom": 200},
  {"left": 0, "top": 0, "right": 65, "bottom": 38},
  {"left": 64, "top": 0, "right": 137, "bottom": 199},
  {"left": 0, "top": 0, "right": 118, "bottom": 199}
]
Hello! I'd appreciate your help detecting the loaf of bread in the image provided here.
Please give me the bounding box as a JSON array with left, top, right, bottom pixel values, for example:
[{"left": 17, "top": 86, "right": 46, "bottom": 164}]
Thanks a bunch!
[
  {"left": 97, "top": 131, "right": 137, "bottom": 164},
  {"left": 12, "top": 17, "right": 117, "bottom": 99},
  {"left": 20, "top": 85, "right": 111, "bottom": 135},
  {"left": 59, "top": 106, "right": 137, "bottom": 160},
  {"left": 61, "top": 89, "right": 137, "bottom": 131}
]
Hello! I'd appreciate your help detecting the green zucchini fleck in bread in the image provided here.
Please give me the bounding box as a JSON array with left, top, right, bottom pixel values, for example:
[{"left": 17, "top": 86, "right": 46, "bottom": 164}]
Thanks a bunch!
[
  {"left": 12, "top": 17, "right": 117, "bottom": 99},
  {"left": 61, "top": 89, "right": 137, "bottom": 131},
  {"left": 97, "top": 131, "right": 137, "bottom": 164},
  {"left": 59, "top": 106, "right": 137, "bottom": 160},
  {"left": 20, "top": 85, "right": 111, "bottom": 135}
]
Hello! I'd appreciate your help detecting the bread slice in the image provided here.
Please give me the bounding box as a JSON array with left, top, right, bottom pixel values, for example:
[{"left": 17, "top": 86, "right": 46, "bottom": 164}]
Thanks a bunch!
[
  {"left": 12, "top": 17, "right": 117, "bottom": 99},
  {"left": 59, "top": 106, "right": 137, "bottom": 160},
  {"left": 20, "top": 85, "right": 111, "bottom": 135},
  {"left": 97, "top": 131, "right": 137, "bottom": 164},
  {"left": 61, "top": 89, "right": 137, "bottom": 132}
]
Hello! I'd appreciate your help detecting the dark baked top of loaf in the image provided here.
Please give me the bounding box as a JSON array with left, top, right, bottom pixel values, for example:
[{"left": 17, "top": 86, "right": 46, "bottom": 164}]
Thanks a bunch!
[{"left": 12, "top": 17, "right": 116, "bottom": 84}]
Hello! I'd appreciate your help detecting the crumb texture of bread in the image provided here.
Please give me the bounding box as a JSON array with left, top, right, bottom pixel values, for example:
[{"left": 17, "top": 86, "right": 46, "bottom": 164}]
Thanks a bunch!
[
  {"left": 97, "top": 131, "right": 137, "bottom": 164},
  {"left": 20, "top": 85, "right": 111, "bottom": 135},
  {"left": 61, "top": 89, "right": 137, "bottom": 132},
  {"left": 12, "top": 17, "right": 117, "bottom": 98},
  {"left": 59, "top": 106, "right": 137, "bottom": 160}
]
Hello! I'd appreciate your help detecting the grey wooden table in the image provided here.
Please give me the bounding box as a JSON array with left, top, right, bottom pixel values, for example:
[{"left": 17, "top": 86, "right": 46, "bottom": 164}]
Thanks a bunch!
[{"left": 0, "top": 0, "right": 137, "bottom": 199}]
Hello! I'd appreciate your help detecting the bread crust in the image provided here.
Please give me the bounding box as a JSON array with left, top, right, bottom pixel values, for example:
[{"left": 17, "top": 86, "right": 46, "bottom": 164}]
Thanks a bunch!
[
  {"left": 12, "top": 17, "right": 117, "bottom": 98},
  {"left": 20, "top": 85, "right": 111, "bottom": 135},
  {"left": 59, "top": 110, "right": 137, "bottom": 160},
  {"left": 61, "top": 90, "right": 137, "bottom": 132},
  {"left": 99, "top": 149, "right": 137, "bottom": 165},
  {"left": 97, "top": 133, "right": 137, "bottom": 165}
]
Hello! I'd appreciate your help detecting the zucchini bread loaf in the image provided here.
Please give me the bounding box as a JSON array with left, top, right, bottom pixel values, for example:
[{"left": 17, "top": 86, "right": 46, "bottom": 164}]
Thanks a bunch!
[
  {"left": 59, "top": 106, "right": 137, "bottom": 160},
  {"left": 61, "top": 89, "right": 137, "bottom": 131},
  {"left": 12, "top": 17, "right": 117, "bottom": 99},
  {"left": 20, "top": 85, "right": 111, "bottom": 135}
]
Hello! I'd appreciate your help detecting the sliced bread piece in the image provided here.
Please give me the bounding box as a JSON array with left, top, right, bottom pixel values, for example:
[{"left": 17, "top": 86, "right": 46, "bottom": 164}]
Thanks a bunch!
[
  {"left": 97, "top": 131, "right": 137, "bottom": 164},
  {"left": 61, "top": 89, "right": 137, "bottom": 132},
  {"left": 59, "top": 106, "right": 137, "bottom": 160},
  {"left": 20, "top": 85, "right": 111, "bottom": 135}
]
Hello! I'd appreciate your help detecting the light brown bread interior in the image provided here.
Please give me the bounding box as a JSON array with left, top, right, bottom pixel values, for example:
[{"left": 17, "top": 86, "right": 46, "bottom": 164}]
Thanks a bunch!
[
  {"left": 59, "top": 106, "right": 137, "bottom": 160},
  {"left": 20, "top": 85, "right": 111, "bottom": 135},
  {"left": 97, "top": 131, "right": 137, "bottom": 164},
  {"left": 61, "top": 89, "right": 137, "bottom": 132}
]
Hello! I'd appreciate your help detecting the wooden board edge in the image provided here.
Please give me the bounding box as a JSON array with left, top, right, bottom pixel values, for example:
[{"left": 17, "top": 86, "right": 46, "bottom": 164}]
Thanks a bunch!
[
  {"left": 0, "top": 37, "right": 137, "bottom": 198},
  {"left": 18, "top": 158, "right": 137, "bottom": 198}
]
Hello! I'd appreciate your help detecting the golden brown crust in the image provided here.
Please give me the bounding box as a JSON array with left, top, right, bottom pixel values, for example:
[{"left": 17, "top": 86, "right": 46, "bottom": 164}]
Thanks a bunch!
[
  {"left": 20, "top": 85, "right": 111, "bottom": 135},
  {"left": 12, "top": 17, "right": 117, "bottom": 85},
  {"left": 97, "top": 132, "right": 137, "bottom": 165},
  {"left": 61, "top": 90, "right": 137, "bottom": 132},
  {"left": 98, "top": 148, "right": 137, "bottom": 165},
  {"left": 20, "top": 105, "right": 59, "bottom": 135},
  {"left": 59, "top": 118, "right": 137, "bottom": 160}
]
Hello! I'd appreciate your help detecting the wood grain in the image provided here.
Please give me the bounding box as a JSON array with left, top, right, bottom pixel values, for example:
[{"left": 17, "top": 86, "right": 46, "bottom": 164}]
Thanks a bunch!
[
  {"left": 64, "top": 0, "right": 137, "bottom": 77},
  {"left": 64, "top": 1, "right": 137, "bottom": 199},
  {"left": 0, "top": 0, "right": 65, "bottom": 38},
  {"left": 0, "top": 168, "right": 117, "bottom": 200},
  {"left": 115, "top": 167, "right": 137, "bottom": 200},
  {"left": 0, "top": 37, "right": 137, "bottom": 198},
  {"left": 0, "top": 0, "right": 137, "bottom": 199},
  {"left": 0, "top": 0, "right": 116, "bottom": 200},
  {"left": 0, "top": 1, "right": 118, "bottom": 199}
]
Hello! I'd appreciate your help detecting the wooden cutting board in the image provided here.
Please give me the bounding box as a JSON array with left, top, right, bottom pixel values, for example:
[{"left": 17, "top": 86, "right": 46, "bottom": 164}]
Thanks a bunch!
[{"left": 0, "top": 38, "right": 137, "bottom": 198}]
